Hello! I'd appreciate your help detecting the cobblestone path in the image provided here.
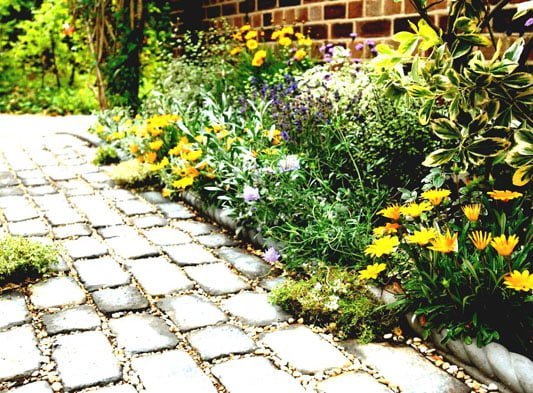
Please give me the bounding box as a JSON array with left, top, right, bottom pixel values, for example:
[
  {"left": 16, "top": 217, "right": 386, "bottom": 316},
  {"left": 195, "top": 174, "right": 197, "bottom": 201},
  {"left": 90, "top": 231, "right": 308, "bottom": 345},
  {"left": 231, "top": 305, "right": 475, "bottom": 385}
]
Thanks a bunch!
[{"left": 0, "top": 121, "right": 471, "bottom": 393}]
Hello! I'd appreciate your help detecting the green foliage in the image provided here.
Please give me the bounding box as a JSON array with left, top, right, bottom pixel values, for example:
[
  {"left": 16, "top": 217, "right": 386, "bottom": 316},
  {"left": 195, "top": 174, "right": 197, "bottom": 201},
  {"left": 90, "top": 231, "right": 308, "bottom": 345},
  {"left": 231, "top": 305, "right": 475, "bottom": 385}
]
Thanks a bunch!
[
  {"left": 0, "top": 0, "right": 98, "bottom": 114},
  {"left": 93, "top": 145, "right": 120, "bottom": 166},
  {"left": 107, "top": 159, "right": 154, "bottom": 188},
  {"left": 271, "top": 266, "right": 397, "bottom": 341},
  {"left": 0, "top": 236, "right": 58, "bottom": 283}
]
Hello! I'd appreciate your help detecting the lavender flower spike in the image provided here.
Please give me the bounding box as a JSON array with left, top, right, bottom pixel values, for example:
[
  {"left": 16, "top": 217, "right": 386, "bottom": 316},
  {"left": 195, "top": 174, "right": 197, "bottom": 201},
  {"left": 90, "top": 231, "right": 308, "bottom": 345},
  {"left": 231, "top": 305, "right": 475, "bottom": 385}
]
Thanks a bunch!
[
  {"left": 243, "top": 186, "right": 260, "bottom": 202},
  {"left": 264, "top": 247, "right": 281, "bottom": 263}
]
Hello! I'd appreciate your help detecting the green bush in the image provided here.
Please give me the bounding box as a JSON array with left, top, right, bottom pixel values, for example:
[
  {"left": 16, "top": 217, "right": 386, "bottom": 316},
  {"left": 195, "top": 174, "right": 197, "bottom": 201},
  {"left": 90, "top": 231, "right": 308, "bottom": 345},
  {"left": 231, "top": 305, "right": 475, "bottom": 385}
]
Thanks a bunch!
[
  {"left": 0, "top": 236, "right": 58, "bottom": 283},
  {"left": 93, "top": 145, "right": 120, "bottom": 166},
  {"left": 271, "top": 266, "right": 397, "bottom": 341}
]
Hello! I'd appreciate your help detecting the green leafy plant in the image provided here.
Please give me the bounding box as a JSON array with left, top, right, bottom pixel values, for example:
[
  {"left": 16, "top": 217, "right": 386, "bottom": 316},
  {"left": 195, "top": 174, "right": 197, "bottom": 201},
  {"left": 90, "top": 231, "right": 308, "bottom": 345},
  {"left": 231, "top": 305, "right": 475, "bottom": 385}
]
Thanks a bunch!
[
  {"left": 0, "top": 236, "right": 58, "bottom": 283},
  {"left": 271, "top": 265, "right": 397, "bottom": 341},
  {"left": 93, "top": 145, "right": 120, "bottom": 166}
]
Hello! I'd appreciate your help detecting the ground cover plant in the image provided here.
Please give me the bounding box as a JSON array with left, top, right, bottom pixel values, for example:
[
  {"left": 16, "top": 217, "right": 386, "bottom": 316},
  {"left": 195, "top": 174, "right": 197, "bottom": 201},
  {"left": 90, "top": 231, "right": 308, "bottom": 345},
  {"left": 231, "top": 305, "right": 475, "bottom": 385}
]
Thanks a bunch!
[
  {"left": 0, "top": 235, "right": 58, "bottom": 283},
  {"left": 91, "top": 12, "right": 531, "bottom": 358}
]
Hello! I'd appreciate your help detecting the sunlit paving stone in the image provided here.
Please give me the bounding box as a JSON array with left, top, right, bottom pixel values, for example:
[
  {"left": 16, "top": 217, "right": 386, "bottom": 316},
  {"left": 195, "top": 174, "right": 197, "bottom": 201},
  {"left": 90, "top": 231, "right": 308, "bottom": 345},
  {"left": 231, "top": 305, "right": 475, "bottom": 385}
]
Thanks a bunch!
[
  {"left": 0, "top": 325, "right": 41, "bottom": 382},
  {"left": 0, "top": 292, "right": 30, "bottom": 330}
]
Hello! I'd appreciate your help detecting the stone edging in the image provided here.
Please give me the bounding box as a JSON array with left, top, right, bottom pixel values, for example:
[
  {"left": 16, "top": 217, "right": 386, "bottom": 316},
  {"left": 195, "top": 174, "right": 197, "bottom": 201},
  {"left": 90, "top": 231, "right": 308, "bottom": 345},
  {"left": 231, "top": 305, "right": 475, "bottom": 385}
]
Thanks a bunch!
[{"left": 78, "top": 131, "right": 533, "bottom": 393}]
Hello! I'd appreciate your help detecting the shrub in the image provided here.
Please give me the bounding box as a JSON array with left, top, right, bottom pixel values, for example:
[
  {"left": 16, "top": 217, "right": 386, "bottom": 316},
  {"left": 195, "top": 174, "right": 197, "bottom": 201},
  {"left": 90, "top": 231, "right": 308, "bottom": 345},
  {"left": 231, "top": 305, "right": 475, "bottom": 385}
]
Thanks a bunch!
[
  {"left": 0, "top": 236, "right": 58, "bottom": 283},
  {"left": 107, "top": 159, "right": 153, "bottom": 187},
  {"left": 271, "top": 266, "right": 397, "bottom": 341},
  {"left": 93, "top": 145, "right": 120, "bottom": 166}
]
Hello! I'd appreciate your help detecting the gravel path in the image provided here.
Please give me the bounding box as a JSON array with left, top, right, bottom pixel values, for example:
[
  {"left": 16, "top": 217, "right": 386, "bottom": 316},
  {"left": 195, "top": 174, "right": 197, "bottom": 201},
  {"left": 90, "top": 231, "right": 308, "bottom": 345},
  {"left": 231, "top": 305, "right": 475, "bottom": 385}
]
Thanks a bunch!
[{"left": 0, "top": 116, "right": 475, "bottom": 393}]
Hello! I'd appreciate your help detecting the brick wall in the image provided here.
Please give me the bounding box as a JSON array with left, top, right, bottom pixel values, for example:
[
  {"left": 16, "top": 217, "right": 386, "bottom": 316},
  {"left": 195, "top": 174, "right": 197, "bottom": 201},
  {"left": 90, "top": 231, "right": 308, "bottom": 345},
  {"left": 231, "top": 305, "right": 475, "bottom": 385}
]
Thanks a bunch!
[{"left": 198, "top": 0, "right": 528, "bottom": 59}]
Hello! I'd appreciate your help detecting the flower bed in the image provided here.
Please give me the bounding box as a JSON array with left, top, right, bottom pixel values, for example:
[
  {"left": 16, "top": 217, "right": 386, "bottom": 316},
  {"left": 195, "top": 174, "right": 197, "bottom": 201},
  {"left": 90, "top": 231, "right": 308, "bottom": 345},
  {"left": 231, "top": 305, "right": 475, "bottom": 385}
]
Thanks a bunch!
[{"left": 90, "top": 18, "right": 532, "bottom": 393}]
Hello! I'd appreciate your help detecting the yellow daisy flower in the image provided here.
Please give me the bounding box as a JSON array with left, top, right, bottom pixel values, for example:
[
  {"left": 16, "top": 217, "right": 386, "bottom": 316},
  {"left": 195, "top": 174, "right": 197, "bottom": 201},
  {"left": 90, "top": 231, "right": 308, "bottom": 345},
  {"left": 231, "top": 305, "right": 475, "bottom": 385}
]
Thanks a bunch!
[
  {"left": 246, "top": 39, "right": 259, "bottom": 50},
  {"left": 421, "top": 189, "right": 451, "bottom": 206},
  {"left": 148, "top": 139, "right": 164, "bottom": 151},
  {"left": 428, "top": 230, "right": 458, "bottom": 253},
  {"left": 490, "top": 234, "right": 519, "bottom": 256},
  {"left": 400, "top": 201, "right": 433, "bottom": 218},
  {"left": 378, "top": 204, "right": 401, "bottom": 221},
  {"left": 358, "top": 263, "right": 387, "bottom": 280},
  {"left": 373, "top": 223, "right": 400, "bottom": 237},
  {"left": 468, "top": 231, "right": 492, "bottom": 250},
  {"left": 487, "top": 190, "right": 523, "bottom": 202},
  {"left": 405, "top": 228, "right": 437, "bottom": 246},
  {"left": 364, "top": 236, "right": 400, "bottom": 257},
  {"left": 462, "top": 204, "right": 481, "bottom": 222},
  {"left": 503, "top": 270, "right": 533, "bottom": 292}
]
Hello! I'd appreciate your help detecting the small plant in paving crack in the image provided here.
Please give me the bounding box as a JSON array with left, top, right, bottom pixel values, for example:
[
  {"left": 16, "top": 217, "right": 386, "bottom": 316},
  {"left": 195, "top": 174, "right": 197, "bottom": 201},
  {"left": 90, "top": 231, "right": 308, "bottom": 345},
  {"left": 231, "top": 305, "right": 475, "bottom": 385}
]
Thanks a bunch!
[{"left": 0, "top": 235, "right": 58, "bottom": 283}]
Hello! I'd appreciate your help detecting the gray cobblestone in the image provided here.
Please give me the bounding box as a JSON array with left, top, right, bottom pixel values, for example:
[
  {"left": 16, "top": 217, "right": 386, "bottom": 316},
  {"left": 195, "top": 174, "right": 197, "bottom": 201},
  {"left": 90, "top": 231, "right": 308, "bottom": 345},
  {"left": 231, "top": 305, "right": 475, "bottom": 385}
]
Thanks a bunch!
[
  {"left": 63, "top": 237, "right": 108, "bottom": 260},
  {"left": 0, "top": 325, "right": 41, "bottom": 382},
  {"left": 29, "top": 277, "right": 86, "bottom": 309},
  {"left": 221, "top": 292, "right": 289, "bottom": 326},
  {"left": 184, "top": 262, "right": 249, "bottom": 295},
  {"left": 157, "top": 295, "right": 226, "bottom": 331},
  {"left": 41, "top": 305, "right": 101, "bottom": 334},
  {"left": 188, "top": 324, "right": 256, "bottom": 360},
  {"left": 92, "top": 286, "right": 148, "bottom": 314},
  {"left": 74, "top": 257, "right": 130, "bottom": 291},
  {"left": 0, "top": 292, "right": 30, "bottom": 330},
  {"left": 142, "top": 227, "right": 191, "bottom": 246},
  {"left": 126, "top": 257, "right": 193, "bottom": 296},
  {"left": 164, "top": 244, "right": 217, "bottom": 265}
]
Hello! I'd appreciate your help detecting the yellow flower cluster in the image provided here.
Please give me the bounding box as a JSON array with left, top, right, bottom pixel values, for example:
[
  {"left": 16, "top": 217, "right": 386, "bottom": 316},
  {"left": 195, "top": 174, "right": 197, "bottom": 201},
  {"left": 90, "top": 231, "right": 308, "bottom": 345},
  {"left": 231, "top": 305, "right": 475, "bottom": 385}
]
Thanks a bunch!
[{"left": 229, "top": 24, "right": 312, "bottom": 67}]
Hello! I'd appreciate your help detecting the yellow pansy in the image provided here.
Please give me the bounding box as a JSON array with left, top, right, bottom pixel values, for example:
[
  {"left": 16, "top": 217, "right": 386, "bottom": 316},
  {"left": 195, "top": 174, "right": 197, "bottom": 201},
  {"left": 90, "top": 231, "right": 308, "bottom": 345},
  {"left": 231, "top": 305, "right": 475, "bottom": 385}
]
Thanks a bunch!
[
  {"left": 246, "top": 39, "right": 259, "bottom": 50},
  {"left": 245, "top": 30, "right": 258, "bottom": 40}
]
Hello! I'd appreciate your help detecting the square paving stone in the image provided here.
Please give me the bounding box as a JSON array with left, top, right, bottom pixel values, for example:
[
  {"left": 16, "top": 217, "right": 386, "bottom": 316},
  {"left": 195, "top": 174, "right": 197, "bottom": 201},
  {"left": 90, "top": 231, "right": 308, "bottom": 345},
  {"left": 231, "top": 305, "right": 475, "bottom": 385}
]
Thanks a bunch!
[
  {"left": 221, "top": 292, "right": 289, "bottom": 326},
  {"left": 217, "top": 247, "right": 272, "bottom": 279},
  {"left": 187, "top": 324, "right": 256, "bottom": 360},
  {"left": 8, "top": 219, "right": 49, "bottom": 237},
  {"left": 139, "top": 191, "right": 169, "bottom": 204},
  {"left": 172, "top": 220, "right": 216, "bottom": 236},
  {"left": 109, "top": 314, "right": 178, "bottom": 354},
  {"left": 0, "top": 187, "right": 24, "bottom": 197},
  {"left": 157, "top": 295, "right": 226, "bottom": 331},
  {"left": 211, "top": 356, "right": 305, "bottom": 393},
  {"left": 164, "top": 244, "right": 217, "bottom": 265},
  {"left": 44, "top": 209, "right": 84, "bottom": 226},
  {"left": 27, "top": 185, "right": 57, "bottom": 196},
  {"left": 41, "top": 305, "right": 101, "bottom": 335},
  {"left": 0, "top": 292, "right": 30, "bottom": 330},
  {"left": 69, "top": 196, "right": 123, "bottom": 227},
  {"left": 260, "top": 276, "right": 286, "bottom": 291},
  {"left": 106, "top": 235, "right": 159, "bottom": 259},
  {"left": 21, "top": 177, "right": 48, "bottom": 187},
  {"left": 8, "top": 381, "right": 53, "bottom": 392},
  {"left": 29, "top": 277, "right": 86, "bottom": 309},
  {"left": 53, "top": 223, "right": 92, "bottom": 239},
  {"left": 0, "top": 325, "right": 41, "bottom": 382},
  {"left": 156, "top": 202, "right": 194, "bottom": 219},
  {"left": 184, "top": 263, "right": 249, "bottom": 295},
  {"left": 92, "top": 286, "right": 148, "bottom": 314},
  {"left": 131, "top": 215, "right": 167, "bottom": 229},
  {"left": 317, "top": 372, "right": 391, "bottom": 393},
  {"left": 97, "top": 225, "right": 138, "bottom": 239},
  {"left": 262, "top": 326, "right": 351, "bottom": 374},
  {"left": 142, "top": 227, "right": 192, "bottom": 246},
  {"left": 115, "top": 199, "right": 156, "bottom": 216},
  {"left": 52, "top": 331, "right": 121, "bottom": 391},
  {"left": 195, "top": 233, "right": 238, "bottom": 248},
  {"left": 50, "top": 256, "right": 69, "bottom": 273},
  {"left": 74, "top": 257, "right": 130, "bottom": 291},
  {"left": 63, "top": 237, "right": 108, "bottom": 260},
  {"left": 101, "top": 189, "right": 136, "bottom": 202},
  {"left": 126, "top": 257, "right": 193, "bottom": 296},
  {"left": 340, "top": 342, "right": 469, "bottom": 393},
  {"left": 2, "top": 206, "right": 40, "bottom": 222},
  {"left": 131, "top": 350, "right": 216, "bottom": 393}
]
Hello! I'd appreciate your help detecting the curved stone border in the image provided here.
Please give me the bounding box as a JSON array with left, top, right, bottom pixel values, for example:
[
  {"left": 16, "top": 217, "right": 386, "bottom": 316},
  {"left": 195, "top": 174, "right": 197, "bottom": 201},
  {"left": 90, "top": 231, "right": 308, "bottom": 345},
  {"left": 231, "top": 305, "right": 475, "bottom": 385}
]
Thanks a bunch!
[{"left": 78, "top": 131, "right": 533, "bottom": 393}]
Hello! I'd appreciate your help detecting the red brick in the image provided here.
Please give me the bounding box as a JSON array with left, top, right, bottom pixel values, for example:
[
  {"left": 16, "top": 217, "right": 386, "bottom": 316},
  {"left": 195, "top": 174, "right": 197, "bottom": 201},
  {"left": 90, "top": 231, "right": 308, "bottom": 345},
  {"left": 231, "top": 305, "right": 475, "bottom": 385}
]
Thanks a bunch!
[
  {"left": 357, "top": 19, "right": 391, "bottom": 36},
  {"left": 348, "top": 1, "right": 363, "bottom": 18},
  {"left": 365, "top": 0, "right": 382, "bottom": 17},
  {"left": 309, "top": 5, "right": 322, "bottom": 20},
  {"left": 308, "top": 23, "right": 328, "bottom": 38},
  {"left": 233, "top": 15, "right": 245, "bottom": 26},
  {"left": 296, "top": 6, "right": 309, "bottom": 21},
  {"left": 273, "top": 10, "right": 284, "bottom": 24},
  {"left": 252, "top": 13, "right": 262, "bottom": 26},
  {"left": 303, "top": 0, "right": 323, "bottom": 3},
  {"left": 324, "top": 3, "right": 346, "bottom": 19},
  {"left": 332, "top": 22, "right": 354, "bottom": 38},
  {"left": 284, "top": 8, "right": 296, "bottom": 22},
  {"left": 404, "top": 0, "right": 418, "bottom": 14},
  {"left": 383, "top": 0, "right": 402, "bottom": 15}
]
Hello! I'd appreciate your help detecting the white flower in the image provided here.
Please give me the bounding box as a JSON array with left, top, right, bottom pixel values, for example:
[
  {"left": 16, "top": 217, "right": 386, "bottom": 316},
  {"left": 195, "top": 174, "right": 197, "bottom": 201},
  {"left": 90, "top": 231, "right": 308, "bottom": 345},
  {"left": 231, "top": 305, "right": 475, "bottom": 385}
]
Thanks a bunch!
[
  {"left": 324, "top": 295, "right": 340, "bottom": 311},
  {"left": 278, "top": 155, "right": 300, "bottom": 172}
]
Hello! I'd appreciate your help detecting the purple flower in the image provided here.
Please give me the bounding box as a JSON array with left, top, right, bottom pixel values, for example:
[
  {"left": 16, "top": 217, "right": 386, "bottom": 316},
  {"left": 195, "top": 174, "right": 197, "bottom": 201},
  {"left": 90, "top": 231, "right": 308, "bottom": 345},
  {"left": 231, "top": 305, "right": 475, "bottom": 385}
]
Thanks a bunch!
[
  {"left": 526, "top": 17, "right": 533, "bottom": 27},
  {"left": 278, "top": 155, "right": 300, "bottom": 172},
  {"left": 243, "top": 186, "right": 260, "bottom": 202},
  {"left": 350, "top": 32, "right": 358, "bottom": 39},
  {"left": 365, "top": 39, "right": 375, "bottom": 47},
  {"left": 319, "top": 45, "right": 326, "bottom": 53},
  {"left": 281, "top": 130, "right": 290, "bottom": 141},
  {"left": 370, "top": 47, "right": 378, "bottom": 54},
  {"left": 264, "top": 247, "right": 281, "bottom": 263},
  {"left": 323, "top": 54, "right": 332, "bottom": 62},
  {"left": 354, "top": 43, "right": 364, "bottom": 51}
]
